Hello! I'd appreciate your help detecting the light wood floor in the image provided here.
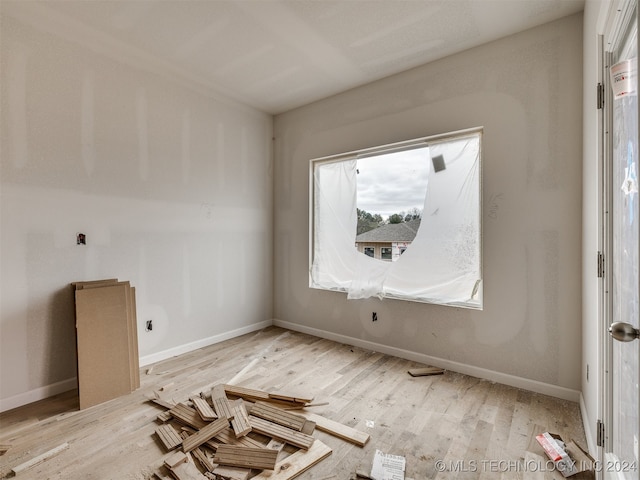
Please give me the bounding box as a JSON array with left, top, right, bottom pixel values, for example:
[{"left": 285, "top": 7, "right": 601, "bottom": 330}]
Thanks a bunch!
[{"left": 0, "top": 326, "right": 587, "bottom": 479}]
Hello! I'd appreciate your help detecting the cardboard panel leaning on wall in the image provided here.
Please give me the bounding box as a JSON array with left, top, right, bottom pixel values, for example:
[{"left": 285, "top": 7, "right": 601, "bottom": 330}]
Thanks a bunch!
[
  {"left": 74, "top": 280, "right": 139, "bottom": 410},
  {"left": 273, "top": 13, "right": 583, "bottom": 396}
]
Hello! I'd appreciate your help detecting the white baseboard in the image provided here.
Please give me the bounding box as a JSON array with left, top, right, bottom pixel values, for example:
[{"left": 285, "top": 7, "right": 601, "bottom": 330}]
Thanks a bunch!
[
  {"left": 139, "top": 320, "right": 273, "bottom": 366},
  {"left": 3, "top": 320, "right": 581, "bottom": 413},
  {"left": 0, "top": 377, "right": 78, "bottom": 413},
  {"left": 580, "top": 393, "right": 597, "bottom": 456},
  {"left": 0, "top": 320, "right": 273, "bottom": 413},
  {"left": 273, "top": 319, "right": 581, "bottom": 403}
]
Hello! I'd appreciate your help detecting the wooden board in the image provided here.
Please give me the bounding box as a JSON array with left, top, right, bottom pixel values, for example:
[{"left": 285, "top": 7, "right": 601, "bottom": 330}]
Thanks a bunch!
[
  {"left": 230, "top": 402, "right": 252, "bottom": 438},
  {"left": 407, "top": 366, "right": 444, "bottom": 377},
  {"left": 224, "top": 385, "right": 307, "bottom": 408},
  {"left": 248, "top": 416, "right": 315, "bottom": 450},
  {"left": 156, "top": 424, "right": 183, "bottom": 451},
  {"left": 282, "top": 402, "right": 329, "bottom": 411},
  {"left": 149, "top": 394, "right": 176, "bottom": 410},
  {"left": 214, "top": 428, "right": 267, "bottom": 449},
  {"left": 224, "top": 384, "right": 271, "bottom": 402},
  {"left": 213, "top": 445, "right": 278, "bottom": 470},
  {"left": 157, "top": 411, "right": 173, "bottom": 423},
  {"left": 164, "top": 451, "right": 188, "bottom": 469},
  {"left": 191, "top": 447, "right": 215, "bottom": 473},
  {"left": 191, "top": 396, "right": 217, "bottom": 421},
  {"left": 75, "top": 283, "right": 133, "bottom": 409},
  {"left": 182, "top": 417, "right": 228, "bottom": 453},
  {"left": 301, "top": 420, "right": 316, "bottom": 435},
  {"left": 211, "top": 465, "right": 250, "bottom": 480},
  {"left": 211, "top": 385, "right": 234, "bottom": 420},
  {"left": 169, "top": 403, "right": 208, "bottom": 430},
  {"left": 297, "top": 412, "right": 370, "bottom": 447},
  {"left": 10, "top": 443, "right": 69, "bottom": 475},
  {"left": 251, "top": 440, "right": 332, "bottom": 480},
  {"left": 250, "top": 401, "right": 306, "bottom": 431},
  {"left": 268, "top": 391, "right": 314, "bottom": 404},
  {"left": 167, "top": 454, "right": 207, "bottom": 480}
]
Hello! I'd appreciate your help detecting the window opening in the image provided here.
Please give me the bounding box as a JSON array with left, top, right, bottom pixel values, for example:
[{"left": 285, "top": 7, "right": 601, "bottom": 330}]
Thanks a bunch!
[{"left": 310, "top": 127, "right": 482, "bottom": 308}]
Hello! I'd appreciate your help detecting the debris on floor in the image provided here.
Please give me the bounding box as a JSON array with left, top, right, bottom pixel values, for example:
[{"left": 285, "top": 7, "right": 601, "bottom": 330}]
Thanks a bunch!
[
  {"left": 8, "top": 442, "right": 69, "bottom": 477},
  {"left": 369, "top": 449, "right": 406, "bottom": 480},
  {"left": 528, "top": 430, "right": 594, "bottom": 479},
  {"left": 148, "top": 384, "right": 370, "bottom": 479},
  {"left": 407, "top": 366, "right": 444, "bottom": 377}
]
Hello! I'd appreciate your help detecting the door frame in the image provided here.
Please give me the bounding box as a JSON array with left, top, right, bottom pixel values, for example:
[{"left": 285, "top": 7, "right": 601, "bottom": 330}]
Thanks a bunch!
[{"left": 600, "top": 1, "right": 639, "bottom": 477}]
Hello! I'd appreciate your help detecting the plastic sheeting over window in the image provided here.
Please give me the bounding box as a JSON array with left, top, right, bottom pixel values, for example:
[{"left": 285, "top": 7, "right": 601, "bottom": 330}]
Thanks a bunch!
[{"left": 310, "top": 128, "right": 482, "bottom": 309}]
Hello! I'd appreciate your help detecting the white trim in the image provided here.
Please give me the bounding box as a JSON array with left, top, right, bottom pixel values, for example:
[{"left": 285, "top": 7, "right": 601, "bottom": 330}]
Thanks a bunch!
[
  {"left": 581, "top": 393, "right": 598, "bottom": 456},
  {"left": 0, "top": 377, "right": 77, "bottom": 413},
  {"left": 273, "top": 319, "right": 581, "bottom": 403},
  {"left": 139, "top": 320, "right": 272, "bottom": 366}
]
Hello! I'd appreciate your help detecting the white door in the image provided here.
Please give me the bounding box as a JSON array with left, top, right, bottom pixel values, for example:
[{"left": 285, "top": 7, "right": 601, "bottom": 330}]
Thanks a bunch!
[{"left": 604, "top": 2, "right": 640, "bottom": 479}]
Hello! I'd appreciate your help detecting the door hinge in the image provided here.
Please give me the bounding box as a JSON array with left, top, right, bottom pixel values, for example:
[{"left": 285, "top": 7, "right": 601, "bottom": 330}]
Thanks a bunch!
[
  {"left": 597, "top": 420, "right": 605, "bottom": 447},
  {"left": 598, "top": 251, "right": 605, "bottom": 278},
  {"left": 597, "top": 83, "right": 605, "bottom": 109}
]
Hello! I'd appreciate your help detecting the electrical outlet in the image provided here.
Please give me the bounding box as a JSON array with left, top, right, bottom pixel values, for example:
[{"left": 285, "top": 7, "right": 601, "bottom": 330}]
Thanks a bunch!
[
  {"left": 372, "top": 312, "right": 377, "bottom": 322},
  {"left": 146, "top": 320, "right": 153, "bottom": 332}
]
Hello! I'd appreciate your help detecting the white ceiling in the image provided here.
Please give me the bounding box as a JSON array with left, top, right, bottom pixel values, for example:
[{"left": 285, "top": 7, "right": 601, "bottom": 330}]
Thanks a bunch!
[{"left": 3, "top": 0, "right": 585, "bottom": 115}]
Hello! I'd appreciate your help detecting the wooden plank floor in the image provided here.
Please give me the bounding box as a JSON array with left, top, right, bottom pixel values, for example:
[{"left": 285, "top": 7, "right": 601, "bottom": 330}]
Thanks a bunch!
[{"left": 0, "top": 326, "right": 587, "bottom": 479}]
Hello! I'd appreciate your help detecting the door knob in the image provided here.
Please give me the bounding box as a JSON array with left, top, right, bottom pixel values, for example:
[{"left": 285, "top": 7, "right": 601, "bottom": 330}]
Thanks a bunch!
[{"left": 609, "top": 322, "right": 640, "bottom": 342}]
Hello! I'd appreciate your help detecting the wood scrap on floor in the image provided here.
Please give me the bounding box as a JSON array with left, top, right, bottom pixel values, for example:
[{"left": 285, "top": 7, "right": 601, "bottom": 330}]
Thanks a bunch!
[
  {"left": 251, "top": 440, "right": 333, "bottom": 480},
  {"left": 164, "top": 451, "right": 188, "bottom": 469},
  {"left": 9, "top": 442, "right": 69, "bottom": 476},
  {"left": 182, "top": 418, "right": 228, "bottom": 452},
  {"left": 190, "top": 446, "right": 216, "bottom": 473},
  {"left": 223, "top": 385, "right": 308, "bottom": 409},
  {"left": 214, "top": 427, "right": 265, "bottom": 449},
  {"left": 250, "top": 401, "right": 307, "bottom": 431},
  {"left": 296, "top": 411, "right": 370, "bottom": 447},
  {"left": 149, "top": 393, "right": 176, "bottom": 410},
  {"left": 282, "top": 402, "right": 330, "bottom": 410},
  {"left": 156, "top": 424, "right": 183, "bottom": 451},
  {"left": 169, "top": 403, "right": 208, "bottom": 430},
  {"left": 210, "top": 465, "right": 250, "bottom": 480},
  {"left": 166, "top": 452, "right": 205, "bottom": 480},
  {"left": 213, "top": 445, "right": 279, "bottom": 470},
  {"left": 248, "top": 415, "right": 315, "bottom": 450},
  {"left": 0, "top": 445, "right": 11, "bottom": 456},
  {"left": 268, "top": 391, "right": 314, "bottom": 404},
  {"left": 211, "top": 384, "right": 234, "bottom": 420},
  {"left": 150, "top": 383, "right": 368, "bottom": 479},
  {"left": 407, "top": 366, "right": 445, "bottom": 377},
  {"left": 191, "top": 396, "right": 218, "bottom": 421},
  {"left": 229, "top": 401, "right": 252, "bottom": 438}
]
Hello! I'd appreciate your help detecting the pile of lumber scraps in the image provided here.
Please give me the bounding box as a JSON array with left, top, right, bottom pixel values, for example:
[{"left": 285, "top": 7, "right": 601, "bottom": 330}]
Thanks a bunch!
[{"left": 149, "top": 384, "right": 370, "bottom": 480}]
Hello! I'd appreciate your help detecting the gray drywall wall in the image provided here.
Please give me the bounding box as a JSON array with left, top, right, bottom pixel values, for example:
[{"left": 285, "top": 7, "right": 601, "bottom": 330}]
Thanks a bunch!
[
  {"left": 274, "top": 14, "right": 583, "bottom": 392},
  {"left": 0, "top": 13, "right": 273, "bottom": 406}
]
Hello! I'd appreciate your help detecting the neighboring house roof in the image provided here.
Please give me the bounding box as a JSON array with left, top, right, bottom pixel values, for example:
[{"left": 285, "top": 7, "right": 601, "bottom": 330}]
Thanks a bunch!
[{"left": 356, "top": 219, "right": 421, "bottom": 243}]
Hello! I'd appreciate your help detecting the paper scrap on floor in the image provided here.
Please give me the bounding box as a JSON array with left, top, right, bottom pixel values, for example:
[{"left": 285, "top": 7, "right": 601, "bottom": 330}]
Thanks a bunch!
[{"left": 370, "top": 449, "right": 406, "bottom": 480}]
